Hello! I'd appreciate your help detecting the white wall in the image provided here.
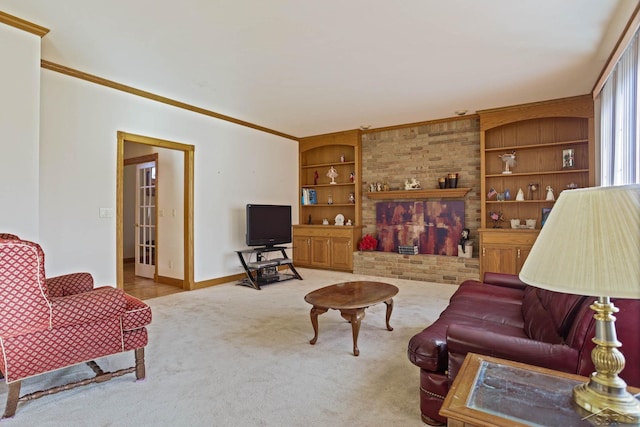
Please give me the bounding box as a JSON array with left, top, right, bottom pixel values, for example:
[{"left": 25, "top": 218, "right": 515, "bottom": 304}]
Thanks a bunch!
[
  {"left": 39, "top": 70, "right": 298, "bottom": 285},
  {"left": 0, "top": 24, "right": 41, "bottom": 240}
]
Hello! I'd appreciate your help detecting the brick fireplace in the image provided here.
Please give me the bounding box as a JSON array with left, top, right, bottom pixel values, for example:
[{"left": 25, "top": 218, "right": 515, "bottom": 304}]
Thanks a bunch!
[{"left": 354, "top": 116, "right": 481, "bottom": 284}]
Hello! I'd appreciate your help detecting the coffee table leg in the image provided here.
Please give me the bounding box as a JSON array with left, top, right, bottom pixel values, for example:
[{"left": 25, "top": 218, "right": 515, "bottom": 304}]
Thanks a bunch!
[
  {"left": 341, "top": 309, "right": 365, "bottom": 356},
  {"left": 384, "top": 298, "right": 394, "bottom": 331},
  {"left": 309, "top": 306, "right": 328, "bottom": 345}
]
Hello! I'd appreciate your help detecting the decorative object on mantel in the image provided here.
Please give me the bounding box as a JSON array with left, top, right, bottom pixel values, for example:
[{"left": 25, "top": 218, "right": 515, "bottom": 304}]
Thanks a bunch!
[
  {"left": 383, "top": 181, "right": 389, "bottom": 192},
  {"left": 546, "top": 186, "right": 555, "bottom": 201},
  {"left": 326, "top": 166, "right": 338, "bottom": 184},
  {"left": 404, "top": 177, "right": 421, "bottom": 190},
  {"left": 358, "top": 234, "right": 378, "bottom": 251},
  {"left": 438, "top": 177, "right": 446, "bottom": 189},
  {"left": 446, "top": 173, "right": 458, "bottom": 189},
  {"left": 516, "top": 188, "right": 525, "bottom": 201},
  {"left": 489, "top": 211, "right": 505, "bottom": 228},
  {"left": 498, "top": 150, "right": 517, "bottom": 174}
]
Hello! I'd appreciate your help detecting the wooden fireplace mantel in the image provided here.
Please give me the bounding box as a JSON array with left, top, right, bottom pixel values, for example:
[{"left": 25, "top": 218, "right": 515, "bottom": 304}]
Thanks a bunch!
[{"left": 365, "top": 188, "right": 471, "bottom": 200}]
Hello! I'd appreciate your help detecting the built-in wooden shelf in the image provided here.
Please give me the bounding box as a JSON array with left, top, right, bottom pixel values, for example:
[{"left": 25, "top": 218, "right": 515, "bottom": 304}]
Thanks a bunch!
[{"left": 365, "top": 187, "right": 471, "bottom": 200}]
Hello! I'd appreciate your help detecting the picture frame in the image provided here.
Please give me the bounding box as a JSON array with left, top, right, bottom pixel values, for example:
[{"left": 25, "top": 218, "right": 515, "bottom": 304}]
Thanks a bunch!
[
  {"left": 562, "top": 148, "right": 575, "bottom": 168},
  {"left": 541, "top": 207, "right": 552, "bottom": 228}
]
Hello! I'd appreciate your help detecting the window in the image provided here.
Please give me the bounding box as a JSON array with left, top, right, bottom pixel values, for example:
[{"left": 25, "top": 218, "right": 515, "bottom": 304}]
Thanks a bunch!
[{"left": 599, "top": 31, "right": 640, "bottom": 186}]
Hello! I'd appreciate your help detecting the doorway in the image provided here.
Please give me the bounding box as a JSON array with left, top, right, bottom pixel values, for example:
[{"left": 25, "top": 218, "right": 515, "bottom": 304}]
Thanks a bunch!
[{"left": 116, "top": 131, "right": 195, "bottom": 291}]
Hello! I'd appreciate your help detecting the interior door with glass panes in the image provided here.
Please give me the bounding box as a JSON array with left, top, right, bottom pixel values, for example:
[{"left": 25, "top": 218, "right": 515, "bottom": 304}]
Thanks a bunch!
[{"left": 135, "top": 161, "right": 156, "bottom": 278}]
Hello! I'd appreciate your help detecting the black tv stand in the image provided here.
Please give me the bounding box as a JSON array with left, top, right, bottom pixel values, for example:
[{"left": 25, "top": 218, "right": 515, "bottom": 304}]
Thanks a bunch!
[{"left": 236, "top": 246, "right": 302, "bottom": 290}]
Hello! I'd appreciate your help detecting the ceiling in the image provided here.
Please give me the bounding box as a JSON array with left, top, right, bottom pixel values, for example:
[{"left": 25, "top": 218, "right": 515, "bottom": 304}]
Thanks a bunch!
[{"left": 0, "top": 0, "right": 636, "bottom": 138}]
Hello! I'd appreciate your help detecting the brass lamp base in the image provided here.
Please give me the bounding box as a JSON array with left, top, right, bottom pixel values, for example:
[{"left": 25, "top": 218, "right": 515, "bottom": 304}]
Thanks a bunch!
[
  {"left": 574, "top": 297, "right": 640, "bottom": 425},
  {"left": 574, "top": 381, "right": 640, "bottom": 424}
]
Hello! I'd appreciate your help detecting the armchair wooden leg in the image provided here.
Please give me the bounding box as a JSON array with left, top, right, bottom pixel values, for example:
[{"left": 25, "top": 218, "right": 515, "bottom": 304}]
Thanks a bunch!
[
  {"left": 3, "top": 381, "right": 21, "bottom": 419},
  {"left": 135, "top": 348, "right": 145, "bottom": 380}
]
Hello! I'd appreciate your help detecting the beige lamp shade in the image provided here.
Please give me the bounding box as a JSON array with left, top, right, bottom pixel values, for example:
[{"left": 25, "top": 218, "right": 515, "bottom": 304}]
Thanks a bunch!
[{"left": 519, "top": 184, "right": 640, "bottom": 298}]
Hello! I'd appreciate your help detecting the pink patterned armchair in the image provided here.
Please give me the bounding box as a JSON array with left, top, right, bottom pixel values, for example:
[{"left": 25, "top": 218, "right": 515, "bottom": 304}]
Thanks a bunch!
[{"left": 0, "top": 236, "right": 152, "bottom": 418}]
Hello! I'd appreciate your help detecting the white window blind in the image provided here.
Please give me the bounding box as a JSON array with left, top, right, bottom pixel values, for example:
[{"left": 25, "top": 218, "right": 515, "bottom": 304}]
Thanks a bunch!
[{"left": 599, "top": 31, "right": 640, "bottom": 186}]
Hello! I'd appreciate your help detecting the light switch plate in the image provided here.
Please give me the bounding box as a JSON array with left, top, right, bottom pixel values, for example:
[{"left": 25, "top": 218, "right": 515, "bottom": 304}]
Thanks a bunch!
[{"left": 99, "top": 208, "right": 114, "bottom": 218}]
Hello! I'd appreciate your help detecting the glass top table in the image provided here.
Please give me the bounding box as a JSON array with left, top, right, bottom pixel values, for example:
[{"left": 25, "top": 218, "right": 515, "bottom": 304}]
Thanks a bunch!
[{"left": 440, "top": 353, "right": 639, "bottom": 427}]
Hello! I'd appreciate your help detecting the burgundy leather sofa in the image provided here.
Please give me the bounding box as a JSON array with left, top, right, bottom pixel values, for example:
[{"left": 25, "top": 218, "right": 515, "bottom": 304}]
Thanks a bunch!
[{"left": 407, "top": 272, "right": 640, "bottom": 425}]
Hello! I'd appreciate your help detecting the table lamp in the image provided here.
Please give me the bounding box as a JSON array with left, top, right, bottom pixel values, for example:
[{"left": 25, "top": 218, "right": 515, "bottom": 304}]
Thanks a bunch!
[{"left": 519, "top": 184, "right": 640, "bottom": 423}]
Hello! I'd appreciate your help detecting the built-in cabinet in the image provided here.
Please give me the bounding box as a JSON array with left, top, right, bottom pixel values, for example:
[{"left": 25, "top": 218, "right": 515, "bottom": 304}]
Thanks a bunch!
[
  {"left": 480, "top": 230, "right": 537, "bottom": 276},
  {"left": 294, "top": 130, "right": 362, "bottom": 271},
  {"left": 293, "top": 225, "right": 357, "bottom": 271},
  {"left": 478, "top": 95, "right": 594, "bottom": 277}
]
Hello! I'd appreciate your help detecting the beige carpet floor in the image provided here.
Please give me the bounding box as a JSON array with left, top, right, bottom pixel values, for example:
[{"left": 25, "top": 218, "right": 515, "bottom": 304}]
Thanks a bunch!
[{"left": 0, "top": 268, "right": 457, "bottom": 427}]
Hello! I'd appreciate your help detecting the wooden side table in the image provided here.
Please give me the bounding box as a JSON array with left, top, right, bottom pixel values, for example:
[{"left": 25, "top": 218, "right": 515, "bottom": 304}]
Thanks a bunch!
[{"left": 440, "top": 353, "right": 640, "bottom": 427}]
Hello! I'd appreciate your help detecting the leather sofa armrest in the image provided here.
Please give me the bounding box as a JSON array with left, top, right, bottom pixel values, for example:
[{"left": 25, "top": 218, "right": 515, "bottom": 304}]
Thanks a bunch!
[
  {"left": 446, "top": 324, "right": 579, "bottom": 378},
  {"left": 50, "top": 286, "right": 128, "bottom": 328},
  {"left": 47, "top": 272, "right": 94, "bottom": 297},
  {"left": 482, "top": 272, "right": 528, "bottom": 290}
]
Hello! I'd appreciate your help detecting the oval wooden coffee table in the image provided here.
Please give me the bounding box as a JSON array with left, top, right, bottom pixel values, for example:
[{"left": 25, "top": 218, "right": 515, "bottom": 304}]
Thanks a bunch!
[{"left": 304, "top": 281, "right": 399, "bottom": 356}]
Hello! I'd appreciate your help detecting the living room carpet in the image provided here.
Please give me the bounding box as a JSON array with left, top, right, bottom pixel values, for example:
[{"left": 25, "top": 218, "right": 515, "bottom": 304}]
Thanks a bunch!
[{"left": 0, "top": 268, "right": 457, "bottom": 427}]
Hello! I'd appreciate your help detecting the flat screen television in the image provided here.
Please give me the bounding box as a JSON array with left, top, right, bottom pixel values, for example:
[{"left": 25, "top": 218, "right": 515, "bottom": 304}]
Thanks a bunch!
[{"left": 245, "top": 204, "right": 292, "bottom": 247}]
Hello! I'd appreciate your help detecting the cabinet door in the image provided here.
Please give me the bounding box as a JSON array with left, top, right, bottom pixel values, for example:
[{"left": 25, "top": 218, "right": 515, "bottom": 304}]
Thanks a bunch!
[
  {"left": 293, "top": 236, "right": 311, "bottom": 266},
  {"left": 330, "top": 237, "right": 353, "bottom": 270},
  {"left": 481, "top": 245, "right": 517, "bottom": 276},
  {"left": 515, "top": 245, "right": 532, "bottom": 274},
  {"left": 310, "top": 237, "right": 331, "bottom": 268}
]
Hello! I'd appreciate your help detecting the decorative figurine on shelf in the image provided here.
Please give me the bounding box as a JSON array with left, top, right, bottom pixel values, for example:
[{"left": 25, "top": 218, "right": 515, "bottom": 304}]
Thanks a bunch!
[
  {"left": 349, "top": 192, "right": 355, "bottom": 204},
  {"left": 528, "top": 183, "right": 539, "bottom": 200},
  {"left": 350, "top": 172, "right": 355, "bottom": 182},
  {"left": 346, "top": 219, "right": 352, "bottom": 226},
  {"left": 327, "top": 194, "right": 333, "bottom": 205},
  {"left": 376, "top": 182, "right": 382, "bottom": 191},
  {"left": 489, "top": 211, "right": 505, "bottom": 228},
  {"left": 334, "top": 213, "right": 345, "bottom": 226},
  {"left": 369, "top": 183, "right": 376, "bottom": 192},
  {"left": 546, "top": 186, "right": 555, "bottom": 201},
  {"left": 487, "top": 187, "right": 497, "bottom": 199},
  {"left": 458, "top": 228, "right": 471, "bottom": 254},
  {"left": 498, "top": 151, "right": 517, "bottom": 174},
  {"left": 340, "top": 153, "right": 345, "bottom": 163},
  {"left": 504, "top": 188, "right": 511, "bottom": 200},
  {"left": 322, "top": 218, "right": 329, "bottom": 225},
  {"left": 404, "top": 177, "right": 421, "bottom": 190},
  {"left": 516, "top": 188, "right": 525, "bottom": 201},
  {"left": 314, "top": 170, "right": 319, "bottom": 185},
  {"left": 383, "top": 181, "right": 389, "bottom": 191},
  {"left": 327, "top": 166, "right": 338, "bottom": 184}
]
